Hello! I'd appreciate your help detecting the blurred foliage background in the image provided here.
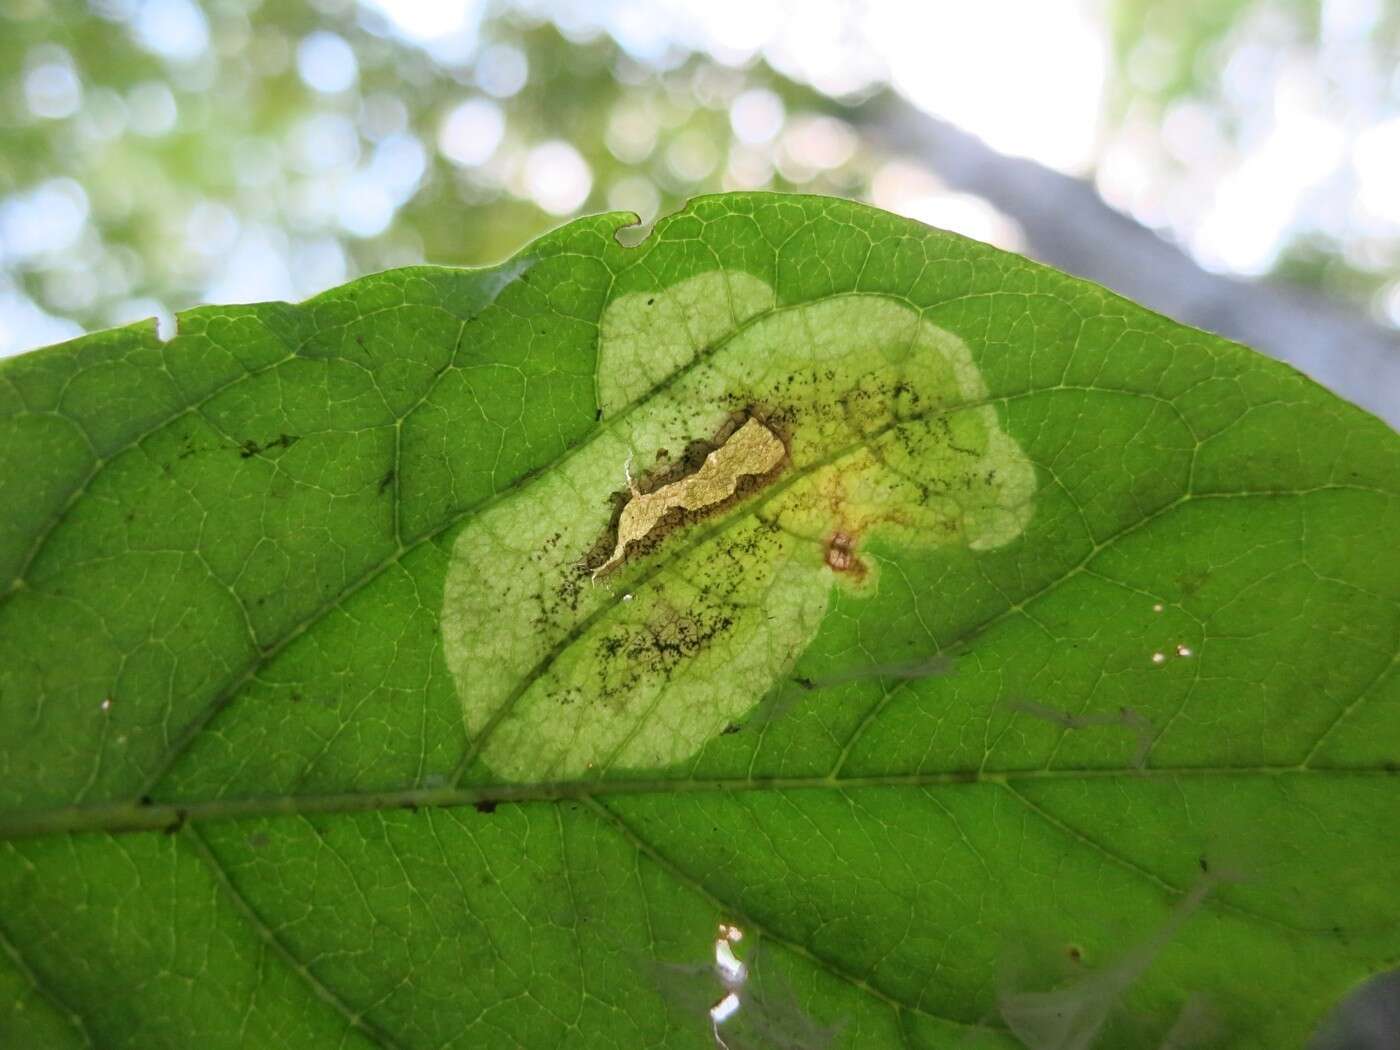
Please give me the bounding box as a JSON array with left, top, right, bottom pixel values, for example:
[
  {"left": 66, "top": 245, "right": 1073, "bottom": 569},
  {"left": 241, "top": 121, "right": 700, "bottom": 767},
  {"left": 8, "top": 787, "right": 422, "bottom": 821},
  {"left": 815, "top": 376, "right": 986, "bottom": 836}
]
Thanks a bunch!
[{"left": 2, "top": 0, "right": 1399, "bottom": 384}]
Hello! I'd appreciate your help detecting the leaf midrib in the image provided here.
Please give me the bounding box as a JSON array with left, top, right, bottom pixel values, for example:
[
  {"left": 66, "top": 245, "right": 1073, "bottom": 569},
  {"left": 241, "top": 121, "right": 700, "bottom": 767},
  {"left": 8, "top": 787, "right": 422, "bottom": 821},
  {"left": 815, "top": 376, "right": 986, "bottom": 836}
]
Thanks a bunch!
[{"left": 4, "top": 764, "right": 1394, "bottom": 839}]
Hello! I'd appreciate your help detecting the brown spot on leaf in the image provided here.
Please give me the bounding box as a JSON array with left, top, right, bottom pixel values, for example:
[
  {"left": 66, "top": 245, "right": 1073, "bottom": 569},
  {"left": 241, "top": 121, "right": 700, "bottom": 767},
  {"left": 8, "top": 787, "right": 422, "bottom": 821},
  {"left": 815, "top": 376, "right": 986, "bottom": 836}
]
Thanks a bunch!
[
  {"left": 824, "top": 530, "right": 867, "bottom": 579},
  {"left": 239, "top": 433, "right": 299, "bottom": 459}
]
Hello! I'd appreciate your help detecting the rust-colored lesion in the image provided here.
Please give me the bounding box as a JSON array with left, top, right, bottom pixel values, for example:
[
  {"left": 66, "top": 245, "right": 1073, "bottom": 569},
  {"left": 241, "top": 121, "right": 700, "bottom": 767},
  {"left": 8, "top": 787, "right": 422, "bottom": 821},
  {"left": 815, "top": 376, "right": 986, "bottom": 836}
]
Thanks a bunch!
[
  {"left": 591, "top": 416, "right": 787, "bottom": 578},
  {"left": 823, "top": 529, "right": 866, "bottom": 579}
]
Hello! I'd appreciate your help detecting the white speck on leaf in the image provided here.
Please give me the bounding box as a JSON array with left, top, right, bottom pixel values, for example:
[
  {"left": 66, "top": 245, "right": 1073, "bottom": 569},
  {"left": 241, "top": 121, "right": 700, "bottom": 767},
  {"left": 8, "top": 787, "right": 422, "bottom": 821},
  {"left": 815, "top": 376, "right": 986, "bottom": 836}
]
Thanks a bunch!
[
  {"left": 710, "top": 991, "right": 741, "bottom": 1025},
  {"left": 710, "top": 923, "right": 748, "bottom": 1048},
  {"left": 715, "top": 933, "right": 746, "bottom": 985}
]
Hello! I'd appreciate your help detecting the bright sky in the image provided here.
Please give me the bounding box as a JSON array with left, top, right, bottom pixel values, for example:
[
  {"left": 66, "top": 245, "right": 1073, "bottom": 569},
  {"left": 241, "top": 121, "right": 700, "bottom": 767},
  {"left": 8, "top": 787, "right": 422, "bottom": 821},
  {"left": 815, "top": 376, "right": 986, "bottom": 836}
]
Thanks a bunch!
[
  {"left": 344, "top": 0, "right": 1400, "bottom": 336},
  {"left": 363, "top": 0, "right": 1109, "bottom": 172},
  {"left": 361, "top": 0, "right": 1107, "bottom": 259}
]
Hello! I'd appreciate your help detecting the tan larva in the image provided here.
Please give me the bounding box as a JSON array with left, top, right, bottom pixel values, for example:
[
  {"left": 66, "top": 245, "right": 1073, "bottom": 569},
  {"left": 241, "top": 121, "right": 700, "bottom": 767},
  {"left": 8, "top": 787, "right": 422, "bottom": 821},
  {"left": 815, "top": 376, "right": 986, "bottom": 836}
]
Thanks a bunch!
[{"left": 592, "top": 418, "right": 785, "bottom": 578}]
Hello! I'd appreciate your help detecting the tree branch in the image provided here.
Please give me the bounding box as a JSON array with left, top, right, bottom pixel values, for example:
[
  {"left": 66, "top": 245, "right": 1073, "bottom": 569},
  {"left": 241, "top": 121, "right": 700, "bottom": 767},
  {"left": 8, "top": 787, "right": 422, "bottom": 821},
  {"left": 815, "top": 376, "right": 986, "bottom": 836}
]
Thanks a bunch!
[{"left": 858, "top": 95, "right": 1400, "bottom": 428}]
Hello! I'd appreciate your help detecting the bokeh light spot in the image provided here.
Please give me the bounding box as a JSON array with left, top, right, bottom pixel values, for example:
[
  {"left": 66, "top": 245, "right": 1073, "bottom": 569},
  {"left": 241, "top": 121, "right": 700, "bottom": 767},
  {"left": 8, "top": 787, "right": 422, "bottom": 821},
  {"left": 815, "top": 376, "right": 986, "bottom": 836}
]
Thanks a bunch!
[
  {"left": 297, "top": 31, "right": 359, "bottom": 94},
  {"left": 476, "top": 44, "right": 529, "bottom": 98},
  {"left": 438, "top": 99, "right": 505, "bottom": 167},
  {"left": 607, "top": 175, "right": 661, "bottom": 222},
  {"left": 523, "top": 141, "right": 593, "bottom": 216},
  {"left": 0, "top": 179, "right": 91, "bottom": 262},
  {"left": 729, "top": 88, "right": 784, "bottom": 145},
  {"left": 131, "top": 0, "right": 210, "bottom": 62},
  {"left": 605, "top": 102, "right": 658, "bottom": 163},
  {"left": 338, "top": 175, "right": 396, "bottom": 238},
  {"left": 24, "top": 51, "right": 83, "bottom": 120},
  {"left": 290, "top": 114, "right": 360, "bottom": 173},
  {"left": 666, "top": 130, "right": 719, "bottom": 182},
  {"left": 127, "top": 81, "right": 178, "bottom": 137}
]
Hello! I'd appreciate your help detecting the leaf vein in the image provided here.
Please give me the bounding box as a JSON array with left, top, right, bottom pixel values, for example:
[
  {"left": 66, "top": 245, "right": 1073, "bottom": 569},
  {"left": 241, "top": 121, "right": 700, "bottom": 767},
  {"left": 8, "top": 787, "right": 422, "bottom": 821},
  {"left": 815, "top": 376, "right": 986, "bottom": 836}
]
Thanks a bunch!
[
  {"left": 584, "top": 795, "right": 1001, "bottom": 1035},
  {"left": 0, "top": 914, "right": 95, "bottom": 1048},
  {"left": 184, "top": 824, "right": 409, "bottom": 1050}
]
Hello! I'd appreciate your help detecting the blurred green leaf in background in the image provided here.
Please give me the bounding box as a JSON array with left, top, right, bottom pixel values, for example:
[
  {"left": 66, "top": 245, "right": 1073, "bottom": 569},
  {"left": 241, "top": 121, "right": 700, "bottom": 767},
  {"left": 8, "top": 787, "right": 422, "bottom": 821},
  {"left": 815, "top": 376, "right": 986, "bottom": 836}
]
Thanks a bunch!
[{"left": 3, "top": 0, "right": 1399, "bottom": 420}]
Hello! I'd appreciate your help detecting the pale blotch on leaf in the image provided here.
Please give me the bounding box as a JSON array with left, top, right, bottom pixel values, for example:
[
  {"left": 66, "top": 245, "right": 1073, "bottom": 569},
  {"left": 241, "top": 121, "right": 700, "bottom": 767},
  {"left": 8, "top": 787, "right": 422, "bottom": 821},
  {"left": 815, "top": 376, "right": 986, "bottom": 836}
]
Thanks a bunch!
[
  {"left": 1005, "top": 699, "right": 1154, "bottom": 770},
  {"left": 596, "top": 270, "right": 776, "bottom": 418},
  {"left": 999, "top": 875, "right": 1228, "bottom": 1050},
  {"left": 441, "top": 270, "right": 1037, "bottom": 781}
]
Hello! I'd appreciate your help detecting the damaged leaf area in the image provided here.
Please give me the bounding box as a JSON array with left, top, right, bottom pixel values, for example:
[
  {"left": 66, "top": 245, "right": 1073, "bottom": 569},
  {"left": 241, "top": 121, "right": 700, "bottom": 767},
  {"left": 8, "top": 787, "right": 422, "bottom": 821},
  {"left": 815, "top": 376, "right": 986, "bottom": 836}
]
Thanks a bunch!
[
  {"left": 2, "top": 194, "right": 1399, "bottom": 1050},
  {"left": 592, "top": 417, "right": 787, "bottom": 578},
  {"left": 441, "top": 271, "right": 1035, "bottom": 780}
]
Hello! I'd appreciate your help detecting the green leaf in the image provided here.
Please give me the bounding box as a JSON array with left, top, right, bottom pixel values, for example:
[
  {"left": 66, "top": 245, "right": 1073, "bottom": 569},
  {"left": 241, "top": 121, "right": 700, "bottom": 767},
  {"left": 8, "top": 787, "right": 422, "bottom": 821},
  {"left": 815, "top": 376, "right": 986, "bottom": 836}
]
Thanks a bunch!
[{"left": 2, "top": 193, "right": 1397, "bottom": 1050}]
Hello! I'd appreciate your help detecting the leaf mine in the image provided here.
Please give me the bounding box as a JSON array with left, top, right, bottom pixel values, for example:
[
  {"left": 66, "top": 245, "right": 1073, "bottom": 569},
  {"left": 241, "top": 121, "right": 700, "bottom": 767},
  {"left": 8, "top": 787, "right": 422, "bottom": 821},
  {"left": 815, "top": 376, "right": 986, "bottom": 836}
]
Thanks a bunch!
[
  {"left": 442, "top": 270, "right": 1036, "bottom": 781},
  {"left": 999, "top": 874, "right": 1229, "bottom": 1050}
]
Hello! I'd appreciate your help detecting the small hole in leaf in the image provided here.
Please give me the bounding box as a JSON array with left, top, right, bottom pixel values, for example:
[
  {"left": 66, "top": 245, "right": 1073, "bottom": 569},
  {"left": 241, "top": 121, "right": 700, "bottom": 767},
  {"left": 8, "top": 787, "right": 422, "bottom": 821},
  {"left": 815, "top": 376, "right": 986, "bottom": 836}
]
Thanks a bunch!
[{"left": 612, "top": 211, "right": 651, "bottom": 248}]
